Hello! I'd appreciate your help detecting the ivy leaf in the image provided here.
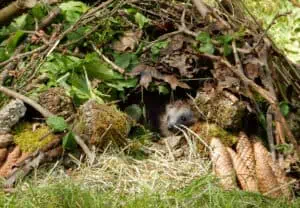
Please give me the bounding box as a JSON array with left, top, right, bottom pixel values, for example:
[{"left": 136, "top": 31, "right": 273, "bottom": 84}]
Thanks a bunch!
[
  {"left": 46, "top": 116, "right": 68, "bottom": 133},
  {"left": 279, "top": 102, "right": 290, "bottom": 117},
  {"left": 62, "top": 131, "right": 77, "bottom": 150},
  {"left": 134, "top": 12, "right": 149, "bottom": 29}
]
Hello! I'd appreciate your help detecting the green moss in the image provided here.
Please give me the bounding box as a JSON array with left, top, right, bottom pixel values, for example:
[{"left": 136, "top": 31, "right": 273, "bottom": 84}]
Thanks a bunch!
[
  {"left": 14, "top": 122, "right": 56, "bottom": 153},
  {"left": 191, "top": 122, "right": 238, "bottom": 153},
  {"left": 75, "top": 101, "right": 133, "bottom": 148}
]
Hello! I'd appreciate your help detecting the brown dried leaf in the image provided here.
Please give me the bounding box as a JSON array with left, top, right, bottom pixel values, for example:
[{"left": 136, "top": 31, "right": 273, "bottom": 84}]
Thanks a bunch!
[
  {"left": 236, "top": 132, "right": 256, "bottom": 176},
  {"left": 163, "top": 75, "right": 190, "bottom": 90},
  {"left": 0, "top": 133, "right": 13, "bottom": 148},
  {"left": 227, "top": 147, "right": 259, "bottom": 192},
  {"left": 254, "top": 141, "right": 282, "bottom": 197},
  {"left": 45, "top": 146, "right": 63, "bottom": 161},
  {"left": 210, "top": 138, "right": 237, "bottom": 190},
  {"left": 0, "top": 146, "right": 21, "bottom": 177},
  {"left": 130, "top": 64, "right": 190, "bottom": 90},
  {"left": 112, "top": 30, "right": 142, "bottom": 52},
  {"left": 244, "top": 63, "right": 260, "bottom": 80},
  {"left": 15, "top": 152, "right": 32, "bottom": 166},
  {"left": 267, "top": 154, "right": 292, "bottom": 199},
  {"left": 0, "top": 148, "right": 8, "bottom": 165}
]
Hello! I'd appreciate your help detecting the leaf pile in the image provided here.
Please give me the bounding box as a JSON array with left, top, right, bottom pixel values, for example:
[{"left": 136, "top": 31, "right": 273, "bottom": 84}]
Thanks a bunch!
[{"left": 210, "top": 134, "right": 293, "bottom": 199}]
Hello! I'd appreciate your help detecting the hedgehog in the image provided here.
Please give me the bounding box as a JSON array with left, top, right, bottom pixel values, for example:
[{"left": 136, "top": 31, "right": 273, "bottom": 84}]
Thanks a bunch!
[{"left": 159, "top": 100, "right": 198, "bottom": 136}]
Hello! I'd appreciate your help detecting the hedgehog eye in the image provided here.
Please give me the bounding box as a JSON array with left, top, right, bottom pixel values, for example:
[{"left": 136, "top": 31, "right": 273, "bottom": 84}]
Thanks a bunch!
[{"left": 181, "top": 115, "right": 187, "bottom": 122}]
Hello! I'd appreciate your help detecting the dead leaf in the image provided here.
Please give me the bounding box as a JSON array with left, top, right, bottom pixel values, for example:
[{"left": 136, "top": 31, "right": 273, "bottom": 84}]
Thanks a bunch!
[
  {"left": 254, "top": 141, "right": 282, "bottom": 198},
  {"left": 244, "top": 63, "right": 260, "bottom": 80},
  {"left": 227, "top": 147, "right": 259, "bottom": 192},
  {"left": 112, "top": 30, "right": 142, "bottom": 52},
  {"left": 161, "top": 53, "right": 198, "bottom": 78},
  {"left": 0, "top": 148, "right": 8, "bottom": 164},
  {"left": 210, "top": 137, "right": 237, "bottom": 190},
  {"left": 130, "top": 64, "right": 190, "bottom": 90},
  {"left": 163, "top": 75, "right": 190, "bottom": 90},
  {"left": 0, "top": 146, "right": 21, "bottom": 177},
  {"left": 0, "top": 133, "right": 13, "bottom": 148}
]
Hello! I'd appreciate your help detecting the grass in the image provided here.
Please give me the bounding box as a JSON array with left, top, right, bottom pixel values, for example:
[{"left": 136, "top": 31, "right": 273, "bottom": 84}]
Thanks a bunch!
[{"left": 0, "top": 175, "right": 299, "bottom": 208}]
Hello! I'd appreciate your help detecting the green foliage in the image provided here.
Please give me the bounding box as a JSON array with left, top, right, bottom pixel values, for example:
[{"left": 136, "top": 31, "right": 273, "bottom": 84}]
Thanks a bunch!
[
  {"left": 1, "top": 176, "right": 299, "bottom": 208},
  {"left": 59, "top": 1, "right": 89, "bottom": 23},
  {"left": 241, "top": 0, "right": 300, "bottom": 63},
  {"left": 134, "top": 12, "right": 150, "bottom": 29},
  {"left": 216, "top": 34, "right": 233, "bottom": 56},
  {"left": 113, "top": 52, "right": 139, "bottom": 72},
  {"left": 150, "top": 40, "right": 169, "bottom": 57},
  {"left": 279, "top": 101, "right": 290, "bottom": 117},
  {"left": 62, "top": 131, "right": 77, "bottom": 150},
  {"left": 196, "top": 32, "right": 215, "bottom": 54},
  {"left": 46, "top": 116, "right": 68, "bottom": 133}
]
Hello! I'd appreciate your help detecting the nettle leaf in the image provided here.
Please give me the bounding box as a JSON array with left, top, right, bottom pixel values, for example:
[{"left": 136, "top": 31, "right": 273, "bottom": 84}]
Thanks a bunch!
[
  {"left": 46, "top": 116, "right": 68, "bottom": 133},
  {"left": 59, "top": 1, "right": 89, "bottom": 23},
  {"left": 279, "top": 102, "right": 290, "bottom": 117},
  {"left": 134, "top": 12, "right": 149, "bottom": 29},
  {"left": 62, "top": 131, "right": 77, "bottom": 150},
  {"left": 199, "top": 42, "right": 215, "bottom": 54},
  {"left": 40, "top": 53, "right": 83, "bottom": 80}
]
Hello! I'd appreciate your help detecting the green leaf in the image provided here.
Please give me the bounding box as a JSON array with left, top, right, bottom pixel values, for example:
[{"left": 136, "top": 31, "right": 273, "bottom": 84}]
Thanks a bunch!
[
  {"left": 0, "top": 48, "right": 9, "bottom": 62},
  {"left": 216, "top": 35, "right": 233, "bottom": 44},
  {"left": 199, "top": 42, "right": 215, "bottom": 54},
  {"left": 151, "top": 40, "right": 169, "bottom": 56},
  {"left": 10, "top": 14, "right": 28, "bottom": 29},
  {"left": 105, "top": 78, "right": 138, "bottom": 91},
  {"left": 31, "top": 4, "right": 47, "bottom": 19},
  {"left": 59, "top": 1, "right": 89, "bottom": 23},
  {"left": 258, "top": 112, "right": 266, "bottom": 130},
  {"left": 223, "top": 43, "right": 232, "bottom": 56},
  {"left": 134, "top": 12, "right": 149, "bottom": 29},
  {"left": 196, "top": 32, "right": 211, "bottom": 42},
  {"left": 84, "top": 53, "right": 123, "bottom": 80},
  {"left": 6, "top": 30, "right": 25, "bottom": 53},
  {"left": 46, "top": 116, "right": 68, "bottom": 133},
  {"left": 62, "top": 131, "right": 77, "bottom": 150},
  {"left": 158, "top": 85, "right": 169, "bottom": 95},
  {"left": 279, "top": 102, "right": 290, "bottom": 117}
]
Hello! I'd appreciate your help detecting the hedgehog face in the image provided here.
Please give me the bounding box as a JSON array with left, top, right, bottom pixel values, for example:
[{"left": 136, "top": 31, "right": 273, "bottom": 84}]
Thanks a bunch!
[{"left": 166, "top": 104, "right": 197, "bottom": 132}]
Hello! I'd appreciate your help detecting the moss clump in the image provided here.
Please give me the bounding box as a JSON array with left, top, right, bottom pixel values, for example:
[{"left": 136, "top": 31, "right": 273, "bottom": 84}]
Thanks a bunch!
[
  {"left": 194, "top": 92, "right": 246, "bottom": 130},
  {"left": 14, "top": 122, "right": 57, "bottom": 153},
  {"left": 191, "top": 122, "right": 238, "bottom": 153},
  {"left": 74, "top": 100, "right": 133, "bottom": 149}
]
